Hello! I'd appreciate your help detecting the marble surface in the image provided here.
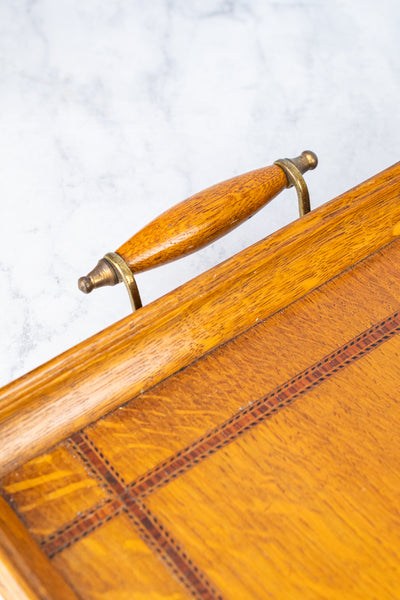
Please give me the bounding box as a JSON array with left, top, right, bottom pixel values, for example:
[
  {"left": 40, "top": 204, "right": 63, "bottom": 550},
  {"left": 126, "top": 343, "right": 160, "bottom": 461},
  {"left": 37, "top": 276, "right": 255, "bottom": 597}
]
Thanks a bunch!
[{"left": 0, "top": 0, "right": 399, "bottom": 386}]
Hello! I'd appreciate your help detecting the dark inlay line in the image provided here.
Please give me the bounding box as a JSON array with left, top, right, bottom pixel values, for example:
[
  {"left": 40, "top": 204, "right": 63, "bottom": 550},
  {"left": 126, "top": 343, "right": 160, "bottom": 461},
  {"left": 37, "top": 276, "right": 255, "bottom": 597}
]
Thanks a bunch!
[
  {"left": 125, "top": 499, "right": 223, "bottom": 600},
  {"left": 125, "top": 310, "right": 400, "bottom": 498},
  {"left": 70, "top": 432, "right": 126, "bottom": 495},
  {"left": 41, "top": 497, "right": 123, "bottom": 558},
  {"left": 55, "top": 432, "right": 223, "bottom": 600},
  {"left": 39, "top": 310, "right": 400, "bottom": 593}
]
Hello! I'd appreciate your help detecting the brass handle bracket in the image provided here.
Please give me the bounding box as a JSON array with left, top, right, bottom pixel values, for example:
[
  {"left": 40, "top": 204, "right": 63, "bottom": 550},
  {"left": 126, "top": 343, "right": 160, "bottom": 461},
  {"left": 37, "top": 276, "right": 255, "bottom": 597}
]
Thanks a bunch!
[
  {"left": 274, "top": 150, "right": 318, "bottom": 216},
  {"left": 103, "top": 253, "right": 142, "bottom": 312},
  {"left": 78, "top": 252, "right": 142, "bottom": 312}
]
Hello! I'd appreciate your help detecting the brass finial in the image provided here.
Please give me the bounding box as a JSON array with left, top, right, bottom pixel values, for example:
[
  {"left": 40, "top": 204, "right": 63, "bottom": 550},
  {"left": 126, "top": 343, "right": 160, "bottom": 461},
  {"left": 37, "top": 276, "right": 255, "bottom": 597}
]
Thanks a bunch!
[
  {"left": 291, "top": 150, "right": 318, "bottom": 173},
  {"left": 274, "top": 150, "right": 318, "bottom": 217},
  {"left": 78, "top": 253, "right": 142, "bottom": 312},
  {"left": 78, "top": 259, "right": 119, "bottom": 294}
]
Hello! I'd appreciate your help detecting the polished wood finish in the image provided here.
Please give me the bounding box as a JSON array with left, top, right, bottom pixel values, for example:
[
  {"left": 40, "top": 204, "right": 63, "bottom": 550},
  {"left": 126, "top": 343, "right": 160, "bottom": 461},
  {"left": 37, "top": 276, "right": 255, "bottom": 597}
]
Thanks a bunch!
[
  {"left": 0, "top": 496, "right": 78, "bottom": 600},
  {"left": 2, "top": 230, "right": 400, "bottom": 598},
  {"left": 117, "top": 164, "right": 287, "bottom": 273},
  {"left": 1, "top": 162, "right": 400, "bottom": 477}
]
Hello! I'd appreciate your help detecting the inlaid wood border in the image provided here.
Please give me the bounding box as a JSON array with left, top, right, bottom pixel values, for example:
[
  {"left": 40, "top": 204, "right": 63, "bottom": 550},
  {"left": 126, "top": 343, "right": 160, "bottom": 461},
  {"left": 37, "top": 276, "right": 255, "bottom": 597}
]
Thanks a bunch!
[
  {"left": 40, "top": 497, "right": 123, "bottom": 558},
  {"left": 58, "top": 432, "right": 223, "bottom": 600},
  {"left": 37, "top": 308, "right": 400, "bottom": 567},
  {"left": 126, "top": 309, "right": 400, "bottom": 497}
]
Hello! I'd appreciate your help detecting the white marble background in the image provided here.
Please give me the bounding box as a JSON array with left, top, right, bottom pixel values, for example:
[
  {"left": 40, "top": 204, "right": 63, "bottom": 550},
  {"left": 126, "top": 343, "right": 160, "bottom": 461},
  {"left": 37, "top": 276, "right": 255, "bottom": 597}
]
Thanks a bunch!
[{"left": 0, "top": 0, "right": 399, "bottom": 386}]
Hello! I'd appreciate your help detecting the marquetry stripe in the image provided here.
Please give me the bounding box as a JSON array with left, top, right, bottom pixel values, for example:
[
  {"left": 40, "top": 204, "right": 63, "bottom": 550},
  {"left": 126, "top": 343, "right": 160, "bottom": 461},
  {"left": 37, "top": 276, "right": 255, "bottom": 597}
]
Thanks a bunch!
[
  {"left": 124, "top": 500, "right": 223, "bottom": 600},
  {"left": 125, "top": 310, "right": 400, "bottom": 498},
  {"left": 40, "top": 497, "right": 123, "bottom": 558},
  {"left": 37, "top": 309, "right": 400, "bottom": 594},
  {"left": 69, "top": 433, "right": 126, "bottom": 495},
  {"left": 66, "top": 432, "right": 224, "bottom": 600}
]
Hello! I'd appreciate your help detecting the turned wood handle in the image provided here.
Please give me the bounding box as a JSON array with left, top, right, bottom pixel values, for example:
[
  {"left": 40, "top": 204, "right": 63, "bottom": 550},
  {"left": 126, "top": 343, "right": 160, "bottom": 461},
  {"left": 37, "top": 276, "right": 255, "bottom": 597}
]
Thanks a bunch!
[
  {"left": 118, "top": 164, "right": 286, "bottom": 273},
  {"left": 117, "top": 151, "right": 316, "bottom": 273},
  {"left": 78, "top": 151, "right": 317, "bottom": 295}
]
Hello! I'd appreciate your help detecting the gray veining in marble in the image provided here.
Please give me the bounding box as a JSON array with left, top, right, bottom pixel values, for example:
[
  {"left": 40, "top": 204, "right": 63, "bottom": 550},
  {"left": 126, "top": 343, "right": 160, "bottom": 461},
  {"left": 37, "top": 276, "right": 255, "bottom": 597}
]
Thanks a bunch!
[{"left": 0, "top": 0, "right": 399, "bottom": 386}]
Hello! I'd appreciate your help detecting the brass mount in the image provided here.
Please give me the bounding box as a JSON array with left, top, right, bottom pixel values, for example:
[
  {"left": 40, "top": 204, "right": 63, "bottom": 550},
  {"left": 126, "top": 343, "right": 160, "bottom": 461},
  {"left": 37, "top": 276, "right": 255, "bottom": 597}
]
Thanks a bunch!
[
  {"left": 78, "top": 252, "right": 142, "bottom": 312},
  {"left": 274, "top": 150, "right": 318, "bottom": 217}
]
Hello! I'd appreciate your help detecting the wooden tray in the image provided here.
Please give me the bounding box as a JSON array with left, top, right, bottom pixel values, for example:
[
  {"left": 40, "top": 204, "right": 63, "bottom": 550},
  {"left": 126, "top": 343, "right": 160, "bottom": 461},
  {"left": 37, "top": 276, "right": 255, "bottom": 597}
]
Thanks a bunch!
[{"left": 1, "top": 162, "right": 400, "bottom": 599}]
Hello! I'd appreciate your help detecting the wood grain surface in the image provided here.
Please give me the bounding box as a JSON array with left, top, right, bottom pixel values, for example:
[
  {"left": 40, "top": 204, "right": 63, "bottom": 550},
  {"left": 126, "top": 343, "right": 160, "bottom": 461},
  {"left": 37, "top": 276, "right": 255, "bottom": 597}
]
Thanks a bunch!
[
  {"left": 0, "top": 496, "right": 78, "bottom": 600},
  {"left": 2, "top": 227, "right": 400, "bottom": 599},
  {"left": 1, "top": 162, "right": 400, "bottom": 477},
  {"left": 117, "top": 164, "right": 288, "bottom": 273}
]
